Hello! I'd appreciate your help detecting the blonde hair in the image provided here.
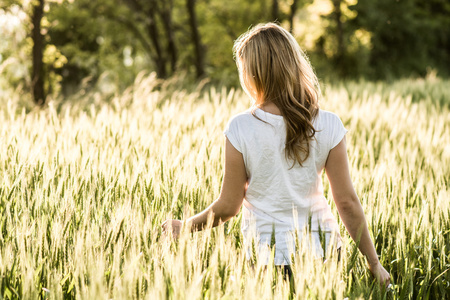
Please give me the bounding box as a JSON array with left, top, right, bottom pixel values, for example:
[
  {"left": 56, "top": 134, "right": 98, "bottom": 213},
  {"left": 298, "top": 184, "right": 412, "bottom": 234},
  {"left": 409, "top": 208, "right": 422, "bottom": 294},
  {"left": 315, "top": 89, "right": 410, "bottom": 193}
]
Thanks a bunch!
[{"left": 233, "top": 23, "right": 321, "bottom": 166}]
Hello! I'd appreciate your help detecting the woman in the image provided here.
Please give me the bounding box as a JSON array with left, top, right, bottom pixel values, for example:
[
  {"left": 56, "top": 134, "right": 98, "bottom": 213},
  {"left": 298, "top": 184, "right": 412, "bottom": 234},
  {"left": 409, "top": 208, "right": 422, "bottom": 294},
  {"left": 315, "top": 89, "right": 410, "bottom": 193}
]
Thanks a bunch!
[{"left": 162, "top": 23, "right": 390, "bottom": 286}]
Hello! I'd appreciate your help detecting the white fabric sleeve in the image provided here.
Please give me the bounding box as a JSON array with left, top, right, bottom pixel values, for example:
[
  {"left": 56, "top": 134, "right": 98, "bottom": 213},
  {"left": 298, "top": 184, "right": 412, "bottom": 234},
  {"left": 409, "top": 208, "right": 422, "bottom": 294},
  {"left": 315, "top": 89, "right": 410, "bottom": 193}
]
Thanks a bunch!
[
  {"left": 330, "top": 114, "right": 348, "bottom": 150},
  {"left": 223, "top": 118, "right": 242, "bottom": 153}
]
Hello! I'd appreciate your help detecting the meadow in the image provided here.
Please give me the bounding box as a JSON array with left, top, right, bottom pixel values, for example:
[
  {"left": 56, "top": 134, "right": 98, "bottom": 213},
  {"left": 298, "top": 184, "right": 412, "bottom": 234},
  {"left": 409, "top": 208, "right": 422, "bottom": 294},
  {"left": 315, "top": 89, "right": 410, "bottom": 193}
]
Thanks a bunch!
[{"left": 0, "top": 74, "right": 449, "bottom": 299}]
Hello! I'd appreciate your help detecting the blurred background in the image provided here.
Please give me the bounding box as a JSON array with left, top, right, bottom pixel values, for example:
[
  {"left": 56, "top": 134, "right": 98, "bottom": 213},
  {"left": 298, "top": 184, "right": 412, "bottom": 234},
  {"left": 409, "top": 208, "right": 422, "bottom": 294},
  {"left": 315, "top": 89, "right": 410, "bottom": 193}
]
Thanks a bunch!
[{"left": 1, "top": 0, "right": 449, "bottom": 105}]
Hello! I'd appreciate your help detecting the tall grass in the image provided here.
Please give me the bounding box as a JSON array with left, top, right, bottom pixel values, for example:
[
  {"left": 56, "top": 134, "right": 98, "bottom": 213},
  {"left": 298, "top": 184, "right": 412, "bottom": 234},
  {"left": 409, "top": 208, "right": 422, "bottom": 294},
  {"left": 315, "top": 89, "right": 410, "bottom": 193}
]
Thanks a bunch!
[{"left": 0, "top": 73, "right": 449, "bottom": 299}]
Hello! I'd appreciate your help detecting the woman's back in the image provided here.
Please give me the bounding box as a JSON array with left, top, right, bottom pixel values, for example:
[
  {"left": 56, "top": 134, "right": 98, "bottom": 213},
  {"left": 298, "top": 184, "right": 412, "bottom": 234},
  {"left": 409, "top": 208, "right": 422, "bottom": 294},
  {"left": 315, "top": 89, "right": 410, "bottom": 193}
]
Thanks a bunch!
[
  {"left": 163, "top": 22, "right": 390, "bottom": 286},
  {"left": 225, "top": 108, "right": 347, "bottom": 264}
]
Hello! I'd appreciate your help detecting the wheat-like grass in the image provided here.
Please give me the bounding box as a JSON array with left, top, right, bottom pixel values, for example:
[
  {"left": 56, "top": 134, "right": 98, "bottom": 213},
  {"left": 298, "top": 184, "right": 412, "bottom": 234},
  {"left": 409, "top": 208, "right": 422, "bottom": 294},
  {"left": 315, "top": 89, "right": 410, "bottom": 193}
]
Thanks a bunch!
[{"left": 0, "top": 74, "right": 448, "bottom": 299}]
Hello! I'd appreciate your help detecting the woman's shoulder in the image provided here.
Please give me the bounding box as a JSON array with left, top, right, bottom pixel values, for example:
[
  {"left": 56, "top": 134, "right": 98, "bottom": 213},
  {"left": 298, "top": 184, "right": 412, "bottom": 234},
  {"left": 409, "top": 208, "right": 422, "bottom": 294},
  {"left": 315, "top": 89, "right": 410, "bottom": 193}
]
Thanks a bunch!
[
  {"left": 317, "top": 109, "right": 342, "bottom": 120},
  {"left": 315, "top": 109, "right": 348, "bottom": 149},
  {"left": 316, "top": 109, "right": 345, "bottom": 128},
  {"left": 226, "top": 108, "right": 255, "bottom": 126},
  {"left": 231, "top": 108, "right": 254, "bottom": 118}
]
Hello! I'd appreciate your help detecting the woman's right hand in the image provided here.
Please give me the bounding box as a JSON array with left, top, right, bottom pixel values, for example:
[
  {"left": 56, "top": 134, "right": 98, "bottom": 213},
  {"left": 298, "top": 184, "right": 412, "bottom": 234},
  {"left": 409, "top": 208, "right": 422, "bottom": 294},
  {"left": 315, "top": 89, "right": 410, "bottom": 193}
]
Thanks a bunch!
[
  {"left": 161, "top": 219, "right": 183, "bottom": 239},
  {"left": 368, "top": 261, "right": 391, "bottom": 288}
]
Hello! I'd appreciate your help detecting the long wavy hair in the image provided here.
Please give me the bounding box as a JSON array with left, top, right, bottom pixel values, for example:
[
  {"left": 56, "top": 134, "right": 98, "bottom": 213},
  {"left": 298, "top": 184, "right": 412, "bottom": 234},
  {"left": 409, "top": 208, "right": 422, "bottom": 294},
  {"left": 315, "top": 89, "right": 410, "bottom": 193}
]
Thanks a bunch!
[{"left": 233, "top": 23, "right": 321, "bottom": 166}]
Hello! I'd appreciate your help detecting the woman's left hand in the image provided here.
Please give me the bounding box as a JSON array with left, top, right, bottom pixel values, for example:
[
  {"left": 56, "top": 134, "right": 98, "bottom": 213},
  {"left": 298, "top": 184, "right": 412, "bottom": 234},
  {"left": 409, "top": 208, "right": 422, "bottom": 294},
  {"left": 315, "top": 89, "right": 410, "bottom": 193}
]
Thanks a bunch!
[{"left": 161, "top": 219, "right": 183, "bottom": 239}]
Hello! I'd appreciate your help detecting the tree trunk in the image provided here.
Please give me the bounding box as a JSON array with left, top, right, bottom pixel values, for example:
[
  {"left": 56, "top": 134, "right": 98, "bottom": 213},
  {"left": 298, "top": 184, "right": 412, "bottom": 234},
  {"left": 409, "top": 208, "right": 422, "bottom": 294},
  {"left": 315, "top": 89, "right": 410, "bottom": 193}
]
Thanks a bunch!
[
  {"left": 289, "top": 0, "right": 298, "bottom": 33},
  {"left": 333, "top": 0, "right": 348, "bottom": 76},
  {"left": 147, "top": 0, "right": 166, "bottom": 78},
  {"left": 186, "top": 0, "right": 205, "bottom": 79},
  {"left": 121, "top": 0, "right": 167, "bottom": 78},
  {"left": 333, "top": 0, "right": 344, "bottom": 59},
  {"left": 272, "top": 0, "right": 279, "bottom": 22},
  {"left": 160, "top": 0, "right": 177, "bottom": 72},
  {"left": 31, "top": 0, "right": 45, "bottom": 105}
]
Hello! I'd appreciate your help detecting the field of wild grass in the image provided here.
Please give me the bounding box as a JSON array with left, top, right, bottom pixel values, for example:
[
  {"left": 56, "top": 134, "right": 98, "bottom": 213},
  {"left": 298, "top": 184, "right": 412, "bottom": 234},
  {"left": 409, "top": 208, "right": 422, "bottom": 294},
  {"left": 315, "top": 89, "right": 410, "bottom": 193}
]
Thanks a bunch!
[{"left": 0, "top": 74, "right": 449, "bottom": 299}]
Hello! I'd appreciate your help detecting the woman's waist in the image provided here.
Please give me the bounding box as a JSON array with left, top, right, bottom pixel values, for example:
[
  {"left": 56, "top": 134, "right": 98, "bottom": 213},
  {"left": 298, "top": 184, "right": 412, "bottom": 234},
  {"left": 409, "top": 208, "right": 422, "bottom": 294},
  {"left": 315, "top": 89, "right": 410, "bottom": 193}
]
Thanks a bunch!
[
  {"left": 241, "top": 202, "right": 339, "bottom": 233},
  {"left": 242, "top": 228, "right": 342, "bottom": 265}
]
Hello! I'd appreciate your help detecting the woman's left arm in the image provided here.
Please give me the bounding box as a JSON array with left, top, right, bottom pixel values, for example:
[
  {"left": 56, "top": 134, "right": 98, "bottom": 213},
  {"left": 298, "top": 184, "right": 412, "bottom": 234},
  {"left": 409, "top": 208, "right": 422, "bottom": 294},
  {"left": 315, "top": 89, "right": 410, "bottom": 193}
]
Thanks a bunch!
[{"left": 161, "top": 138, "right": 247, "bottom": 238}]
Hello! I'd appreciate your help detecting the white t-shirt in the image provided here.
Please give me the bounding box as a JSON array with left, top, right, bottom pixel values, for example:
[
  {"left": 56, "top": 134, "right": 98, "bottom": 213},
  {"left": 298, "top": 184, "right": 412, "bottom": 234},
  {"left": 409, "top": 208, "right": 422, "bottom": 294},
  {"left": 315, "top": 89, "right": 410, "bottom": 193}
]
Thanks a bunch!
[{"left": 224, "top": 108, "right": 348, "bottom": 265}]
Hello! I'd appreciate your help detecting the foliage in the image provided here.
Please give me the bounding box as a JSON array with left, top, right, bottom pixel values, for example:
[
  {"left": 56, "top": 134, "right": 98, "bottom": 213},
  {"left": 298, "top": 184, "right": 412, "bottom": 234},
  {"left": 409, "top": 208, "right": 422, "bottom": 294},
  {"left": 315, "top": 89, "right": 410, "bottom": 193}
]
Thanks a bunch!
[
  {"left": 2, "top": 0, "right": 450, "bottom": 98},
  {"left": 0, "top": 2, "right": 34, "bottom": 90},
  {"left": 348, "top": 0, "right": 450, "bottom": 78},
  {"left": 46, "top": 0, "right": 147, "bottom": 94},
  {"left": 0, "top": 75, "right": 449, "bottom": 298}
]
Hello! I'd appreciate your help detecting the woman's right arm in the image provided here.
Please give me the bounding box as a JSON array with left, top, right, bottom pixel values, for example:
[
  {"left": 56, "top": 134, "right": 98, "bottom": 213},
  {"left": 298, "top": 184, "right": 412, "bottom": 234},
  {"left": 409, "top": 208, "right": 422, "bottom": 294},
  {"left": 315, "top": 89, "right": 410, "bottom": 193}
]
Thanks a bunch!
[{"left": 325, "top": 137, "right": 391, "bottom": 287}]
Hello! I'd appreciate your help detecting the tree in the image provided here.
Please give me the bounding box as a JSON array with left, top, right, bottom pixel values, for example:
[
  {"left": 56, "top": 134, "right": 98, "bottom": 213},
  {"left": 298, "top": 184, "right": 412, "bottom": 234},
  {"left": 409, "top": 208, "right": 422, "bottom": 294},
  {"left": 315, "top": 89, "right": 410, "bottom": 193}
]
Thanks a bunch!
[
  {"left": 349, "top": 0, "right": 450, "bottom": 78},
  {"left": 159, "top": 0, "right": 177, "bottom": 73},
  {"left": 316, "top": 0, "right": 359, "bottom": 77},
  {"left": 289, "top": 0, "right": 298, "bottom": 33},
  {"left": 1, "top": 0, "right": 47, "bottom": 104},
  {"left": 272, "top": 0, "right": 279, "bottom": 21},
  {"left": 47, "top": 0, "right": 179, "bottom": 87},
  {"left": 327, "top": 0, "right": 348, "bottom": 76},
  {"left": 31, "top": 0, "right": 46, "bottom": 105},
  {"left": 186, "top": 0, "right": 204, "bottom": 78},
  {"left": 331, "top": 0, "right": 344, "bottom": 63},
  {"left": 288, "top": 0, "right": 313, "bottom": 33},
  {"left": 120, "top": 0, "right": 170, "bottom": 78}
]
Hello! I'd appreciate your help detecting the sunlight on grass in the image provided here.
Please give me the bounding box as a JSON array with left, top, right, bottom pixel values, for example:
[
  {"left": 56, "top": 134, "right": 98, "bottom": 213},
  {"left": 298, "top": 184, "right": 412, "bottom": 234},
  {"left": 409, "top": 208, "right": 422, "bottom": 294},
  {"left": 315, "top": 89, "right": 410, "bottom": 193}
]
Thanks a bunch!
[{"left": 0, "top": 74, "right": 449, "bottom": 299}]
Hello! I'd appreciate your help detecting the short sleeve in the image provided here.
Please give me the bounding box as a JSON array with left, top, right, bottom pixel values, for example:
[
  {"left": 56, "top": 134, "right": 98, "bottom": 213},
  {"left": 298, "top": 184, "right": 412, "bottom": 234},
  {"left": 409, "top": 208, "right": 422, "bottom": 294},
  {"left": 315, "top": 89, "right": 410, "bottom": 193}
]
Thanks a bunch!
[
  {"left": 223, "top": 117, "right": 243, "bottom": 153},
  {"left": 329, "top": 114, "right": 348, "bottom": 150}
]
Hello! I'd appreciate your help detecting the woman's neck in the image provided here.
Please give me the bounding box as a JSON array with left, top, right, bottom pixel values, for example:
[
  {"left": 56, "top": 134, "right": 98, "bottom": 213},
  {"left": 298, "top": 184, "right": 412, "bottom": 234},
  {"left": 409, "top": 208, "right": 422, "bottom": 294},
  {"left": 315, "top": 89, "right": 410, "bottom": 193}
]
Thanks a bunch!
[{"left": 259, "top": 102, "right": 282, "bottom": 116}]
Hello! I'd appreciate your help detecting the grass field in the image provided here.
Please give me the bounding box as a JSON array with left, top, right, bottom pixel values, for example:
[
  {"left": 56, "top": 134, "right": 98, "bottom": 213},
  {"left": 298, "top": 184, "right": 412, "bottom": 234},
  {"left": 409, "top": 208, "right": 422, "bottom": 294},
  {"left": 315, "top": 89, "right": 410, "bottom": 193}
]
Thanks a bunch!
[{"left": 0, "top": 74, "right": 449, "bottom": 299}]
